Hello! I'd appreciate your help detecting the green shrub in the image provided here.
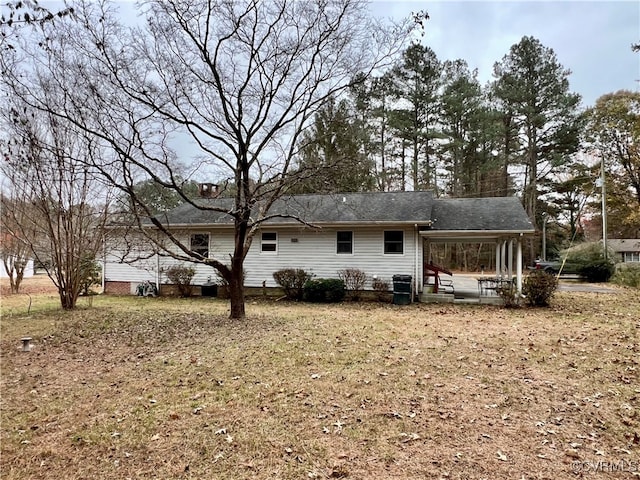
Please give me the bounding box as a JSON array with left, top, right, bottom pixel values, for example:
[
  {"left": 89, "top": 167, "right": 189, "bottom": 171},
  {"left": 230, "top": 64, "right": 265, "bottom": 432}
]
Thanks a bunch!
[
  {"left": 579, "top": 259, "right": 615, "bottom": 282},
  {"left": 273, "top": 268, "right": 314, "bottom": 300},
  {"left": 611, "top": 263, "right": 640, "bottom": 288},
  {"left": 562, "top": 242, "right": 615, "bottom": 282},
  {"left": 522, "top": 271, "right": 558, "bottom": 307},
  {"left": 79, "top": 255, "right": 102, "bottom": 296},
  {"left": 337, "top": 268, "right": 368, "bottom": 301},
  {"left": 165, "top": 264, "right": 196, "bottom": 297},
  {"left": 304, "top": 278, "right": 345, "bottom": 303}
]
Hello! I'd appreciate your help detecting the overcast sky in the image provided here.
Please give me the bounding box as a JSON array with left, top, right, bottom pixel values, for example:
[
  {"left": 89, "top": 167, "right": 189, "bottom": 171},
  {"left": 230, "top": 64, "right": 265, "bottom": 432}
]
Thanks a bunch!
[
  {"left": 371, "top": 0, "right": 640, "bottom": 108},
  {"left": 34, "top": 0, "right": 637, "bottom": 108}
]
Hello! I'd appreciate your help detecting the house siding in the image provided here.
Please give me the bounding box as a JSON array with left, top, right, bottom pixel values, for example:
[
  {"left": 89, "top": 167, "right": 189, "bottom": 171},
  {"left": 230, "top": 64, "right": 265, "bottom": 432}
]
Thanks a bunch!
[
  {"left": 0, "top": 258, "right": 34, "bottom": 279},
  {"left": 104, "top": 225, "right": 423, "bottom": 293},
  {"left": 103, "top": 252, "right": 158, "bottom": 284},
  {"left": 242, "top": 226, "right": 419, "bottom": 289}
]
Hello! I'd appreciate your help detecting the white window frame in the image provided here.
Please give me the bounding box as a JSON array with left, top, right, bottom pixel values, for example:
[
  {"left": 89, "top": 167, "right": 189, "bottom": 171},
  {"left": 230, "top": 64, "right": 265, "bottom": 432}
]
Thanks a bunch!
[
  {"left": 383, "top": 230, "right": 404, "bottom": 255},
  {"left": 261, "top": 232, "right": 278, "bottom": 254},
  {"left": 190, "top": 233, "right": 210, "bottom": 258},
  {"left": 623, "top": 252, "right": 639, "bottom": 262},
  {"left": 336, "top": 231, "right": 353, "bottom": 255}
]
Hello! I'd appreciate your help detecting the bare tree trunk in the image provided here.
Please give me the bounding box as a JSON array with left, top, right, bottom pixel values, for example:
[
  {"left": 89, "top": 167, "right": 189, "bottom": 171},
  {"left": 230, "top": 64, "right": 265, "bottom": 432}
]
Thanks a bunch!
[{"left": 228, "top": 262, "right": 245, "bottom": 319}]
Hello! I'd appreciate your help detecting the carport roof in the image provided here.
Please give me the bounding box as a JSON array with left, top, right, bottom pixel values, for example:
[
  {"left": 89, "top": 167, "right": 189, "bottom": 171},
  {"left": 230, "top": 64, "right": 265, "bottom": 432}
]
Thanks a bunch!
[{"left": 429, "top": 197, "right": 535, "bottom": 231}]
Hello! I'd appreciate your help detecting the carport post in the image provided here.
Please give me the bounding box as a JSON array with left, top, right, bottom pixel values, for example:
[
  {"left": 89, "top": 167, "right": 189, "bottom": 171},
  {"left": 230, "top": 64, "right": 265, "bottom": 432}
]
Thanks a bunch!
[
  {"left": 516, "top": 235, "right": 523, "bottom": 294},
  {"left": 507, "top": 239, "right": 514, "bottom": 279}
]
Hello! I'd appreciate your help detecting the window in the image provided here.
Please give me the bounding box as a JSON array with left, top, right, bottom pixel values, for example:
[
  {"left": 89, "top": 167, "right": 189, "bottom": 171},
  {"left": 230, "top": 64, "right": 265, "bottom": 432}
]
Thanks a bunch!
[
  {"left": 261, "top": 232, "right": 277, "bottom": 253},
  {"left": 190, "top": 233, "right": 209, "bottom": 258},
  {"left": 384, "top": 230, "right": 404, "bottom": 254},
  {"left": 623, "top": 252, "right": 640, "bottom": 262},
  {"left": 336, "top": 231, "right": 353, "bottom": 254}
]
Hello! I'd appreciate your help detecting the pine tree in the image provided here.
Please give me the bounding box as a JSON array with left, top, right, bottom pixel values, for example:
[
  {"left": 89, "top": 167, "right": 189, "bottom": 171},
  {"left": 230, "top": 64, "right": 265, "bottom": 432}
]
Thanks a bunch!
[{"left": 492, "top": 36, "right": 582, "bottom": 223}]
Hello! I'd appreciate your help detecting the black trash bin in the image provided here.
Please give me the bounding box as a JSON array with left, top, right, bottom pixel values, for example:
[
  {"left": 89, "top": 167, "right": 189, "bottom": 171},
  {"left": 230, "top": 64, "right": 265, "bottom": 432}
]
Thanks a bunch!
[
  {"left": 392, "top": 274, "right": 412, "bottom": 305},
  {"left": 201, "top": 282, "right": 218, "bottom": 297}
]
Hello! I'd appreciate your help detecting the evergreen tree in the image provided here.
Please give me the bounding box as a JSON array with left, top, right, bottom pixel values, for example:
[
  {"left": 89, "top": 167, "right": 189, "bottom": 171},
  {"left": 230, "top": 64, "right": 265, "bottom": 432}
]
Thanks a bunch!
[
  {"left": 492, "top": 36, "right": 582, "bottom": 223},
  {"left": 294, "top": 96, "right": 374, "bottom": 194},
  {"left": 439, "top": 60, "right": 502, "bottom": 197},
  {"left": 390, "top": 43, "right": 442, "bottom": 191}
]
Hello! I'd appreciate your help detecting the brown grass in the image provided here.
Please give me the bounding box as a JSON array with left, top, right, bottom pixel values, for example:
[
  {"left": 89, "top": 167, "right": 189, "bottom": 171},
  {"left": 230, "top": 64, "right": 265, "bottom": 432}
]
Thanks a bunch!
[{"left": 1, "top": 277, "right": 639, "bottom": 479}]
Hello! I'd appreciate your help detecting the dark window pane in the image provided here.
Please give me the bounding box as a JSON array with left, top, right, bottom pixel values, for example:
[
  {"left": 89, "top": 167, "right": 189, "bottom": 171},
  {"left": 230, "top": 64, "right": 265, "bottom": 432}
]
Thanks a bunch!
[
  {"left": 384, "top": 231, "right": 403, "bottom": 254},
  {"left": 190, "top": 234, "right": 209, "bottom": 257},
  {"left": 261, "top": 232, "right": 277, "bottom": 252},
  {"left": 337, "top": 231, "right": 353, "bottom": 254},
  {"left": 262, "top": 232, "right": 277, "bottom": 241}
]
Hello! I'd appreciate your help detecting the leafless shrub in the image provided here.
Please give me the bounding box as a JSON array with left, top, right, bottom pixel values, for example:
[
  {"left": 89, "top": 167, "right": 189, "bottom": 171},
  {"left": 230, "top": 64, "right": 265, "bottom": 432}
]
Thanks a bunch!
[{"left": 338, "top": 268, "right": 368, "bottom": 301}]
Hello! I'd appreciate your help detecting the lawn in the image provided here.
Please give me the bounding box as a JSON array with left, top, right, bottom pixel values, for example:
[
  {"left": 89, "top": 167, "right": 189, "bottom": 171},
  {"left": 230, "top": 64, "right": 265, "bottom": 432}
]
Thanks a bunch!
[{"left": 1, "top": 278, "right": 638, "bottom": 479}]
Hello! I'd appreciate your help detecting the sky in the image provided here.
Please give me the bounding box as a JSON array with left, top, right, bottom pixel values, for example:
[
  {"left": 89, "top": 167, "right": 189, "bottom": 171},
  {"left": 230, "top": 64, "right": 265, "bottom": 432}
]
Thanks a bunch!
[
  {"left": 370, "top": 0, "right": 640, "bottom": 108},
  {"left": 25, "top": 0, "right": 639, "bottom": 109}
]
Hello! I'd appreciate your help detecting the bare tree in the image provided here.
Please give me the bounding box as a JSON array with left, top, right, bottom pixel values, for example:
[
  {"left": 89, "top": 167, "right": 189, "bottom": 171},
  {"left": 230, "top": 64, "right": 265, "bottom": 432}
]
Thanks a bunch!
[
  {"left": 2, "top": 0, "right": 414, "bottom": 318},
  {"left": 1, "top": 102, "right": 114, "bottom": 309},
  {"left": 0, "top": 194, "right": 32, "bottom": 293},
  {"left": 0, "top": 0, "right": 75, "bottom": 49}
]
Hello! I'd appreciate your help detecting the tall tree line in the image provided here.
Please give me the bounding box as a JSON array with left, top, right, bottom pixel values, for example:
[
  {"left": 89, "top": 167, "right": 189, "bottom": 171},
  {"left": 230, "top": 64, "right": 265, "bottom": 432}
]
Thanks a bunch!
[
  {"left": 294, "top": 36, "right": 587, "bottom": 264},
  {"left": 296, "top": 37, "right": 583, "bottom": 208}
]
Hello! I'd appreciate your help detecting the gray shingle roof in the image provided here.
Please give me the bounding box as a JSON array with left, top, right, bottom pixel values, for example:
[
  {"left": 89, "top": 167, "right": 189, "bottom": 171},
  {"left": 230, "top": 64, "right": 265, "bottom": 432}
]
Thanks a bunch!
[
  {"left": 430, "top": 197, "right": 535, "bottom": 231},
  {"left": 607, "top": 239, "right": 640, "bottom": 252},
  {"left": 156, "top": 191, "right": 534, "bottom": 233}
]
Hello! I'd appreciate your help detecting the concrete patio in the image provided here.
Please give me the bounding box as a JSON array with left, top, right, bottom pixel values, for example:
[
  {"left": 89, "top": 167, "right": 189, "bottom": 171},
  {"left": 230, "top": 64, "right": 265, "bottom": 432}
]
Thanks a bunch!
[{"left": 420, "top": 273, "right": 507, "bottom": 305}]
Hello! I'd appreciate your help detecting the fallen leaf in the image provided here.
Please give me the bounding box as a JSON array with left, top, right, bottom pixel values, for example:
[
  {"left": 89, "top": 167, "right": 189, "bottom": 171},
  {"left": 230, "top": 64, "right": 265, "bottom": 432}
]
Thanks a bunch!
[
  {"left": 399, "top": 432, "right": 420, "bottom": 443},
  {"left": 564, "top": 449, "right": 580, "bottom": 460}
]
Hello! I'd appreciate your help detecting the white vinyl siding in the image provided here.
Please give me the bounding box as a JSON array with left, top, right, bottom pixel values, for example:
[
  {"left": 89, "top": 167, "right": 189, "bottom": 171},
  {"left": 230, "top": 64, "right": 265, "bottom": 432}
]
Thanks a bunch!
[
  {"left": 103, "top": 251, "right": 157, "bottom": 284},
  {"left": 105, "top": 226, "right": 421, "bottom": 290},
  {"left": 242, "top": 226, "right": 417, "bottom": 288}
]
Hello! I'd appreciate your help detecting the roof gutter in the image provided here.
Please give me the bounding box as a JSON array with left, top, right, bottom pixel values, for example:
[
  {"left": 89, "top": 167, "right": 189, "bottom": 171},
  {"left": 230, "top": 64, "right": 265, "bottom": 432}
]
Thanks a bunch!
[
  {"left": 420, "top": 229, "right": 536, "bottom": 240},
  {"left": 132, "top": 220, "right": 435, "bottom": 229}
]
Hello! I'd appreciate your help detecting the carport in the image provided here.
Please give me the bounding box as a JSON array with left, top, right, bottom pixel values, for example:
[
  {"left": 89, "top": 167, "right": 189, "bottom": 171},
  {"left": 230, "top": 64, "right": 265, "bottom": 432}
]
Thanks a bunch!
[{"left": 417, "top": 197, "right": 536, "bottom": 303}]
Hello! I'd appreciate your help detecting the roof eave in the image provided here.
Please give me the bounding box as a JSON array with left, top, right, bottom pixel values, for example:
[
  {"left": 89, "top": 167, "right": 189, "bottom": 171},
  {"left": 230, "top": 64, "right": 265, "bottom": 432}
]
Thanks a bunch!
[
  {"left": 421, "top": 229, "right": 536, "bottom": 240},
  {"left": 144, "top": 220, "right": 434, "bottom": 229}
]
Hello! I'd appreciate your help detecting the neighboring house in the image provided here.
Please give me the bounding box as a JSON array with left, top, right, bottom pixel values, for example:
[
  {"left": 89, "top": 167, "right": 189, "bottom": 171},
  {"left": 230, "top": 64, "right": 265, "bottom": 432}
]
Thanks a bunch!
[
  {"left": 103, "top": 191, "right": 535, "bottom": 298},
  {"left": 0, "top": 257, "right": 34, "bottom": 279},
  {"left": 607, "top": 239, "right": 640, "bottom": 263}
]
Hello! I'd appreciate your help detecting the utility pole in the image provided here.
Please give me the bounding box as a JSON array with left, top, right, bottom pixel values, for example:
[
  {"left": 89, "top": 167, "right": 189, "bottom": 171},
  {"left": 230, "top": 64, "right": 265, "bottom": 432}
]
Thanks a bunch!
[
  {"left": 541, "top": 212, "right": 547, "bottom": 261},
  {"left": 601, "top": 154, "right": 607, "bottom": 259}
]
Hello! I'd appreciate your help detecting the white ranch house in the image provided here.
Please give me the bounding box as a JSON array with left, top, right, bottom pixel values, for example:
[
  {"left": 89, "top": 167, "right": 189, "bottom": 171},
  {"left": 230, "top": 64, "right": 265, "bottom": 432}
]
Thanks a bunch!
[{"left": 103, "top": 191, "right": 535, "bottom": 302}]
